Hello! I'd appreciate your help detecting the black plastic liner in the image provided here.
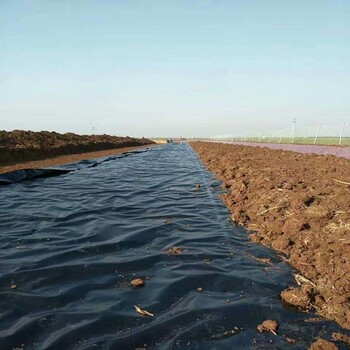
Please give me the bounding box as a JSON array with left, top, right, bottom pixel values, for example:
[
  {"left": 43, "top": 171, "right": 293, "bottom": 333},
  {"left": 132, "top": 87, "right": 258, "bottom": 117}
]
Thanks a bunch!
[
  {"left": 0, "top": 144, "right": 349, "bottom": 349},
  {"left": 0, "top": 148, "right": 150, "bottom": 186}
]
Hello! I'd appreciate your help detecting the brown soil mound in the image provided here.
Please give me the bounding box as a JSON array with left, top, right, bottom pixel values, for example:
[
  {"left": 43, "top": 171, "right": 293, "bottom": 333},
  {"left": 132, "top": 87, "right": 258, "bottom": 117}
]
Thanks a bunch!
[
  {"left": 190, "top": 142, "right": 350, "bottom": 330},
  {"left": 0, "top": 130, "right": 154, "bottom": 166}
]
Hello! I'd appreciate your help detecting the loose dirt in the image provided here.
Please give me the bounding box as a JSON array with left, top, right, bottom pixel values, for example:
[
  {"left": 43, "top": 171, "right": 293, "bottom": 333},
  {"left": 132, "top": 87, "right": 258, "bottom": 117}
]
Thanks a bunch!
[
  {"left": 0, "top": 130, "right": 154, "bottom": 167},
  {"left": 190, "top": 142, "right": 350, "bottom": 331}
]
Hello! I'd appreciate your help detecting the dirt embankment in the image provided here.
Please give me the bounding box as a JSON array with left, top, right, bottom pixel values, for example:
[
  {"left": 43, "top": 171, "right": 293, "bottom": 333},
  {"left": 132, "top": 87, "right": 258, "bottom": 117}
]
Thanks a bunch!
[
  {"left": 0, "top": 130, "right": 154, "bottom": 166},
  {"left": 191, "top": 142, "right": 350, "bottom": 330},
  {"left": 0, "top": 144, "right": 155, "bottom": 175}
]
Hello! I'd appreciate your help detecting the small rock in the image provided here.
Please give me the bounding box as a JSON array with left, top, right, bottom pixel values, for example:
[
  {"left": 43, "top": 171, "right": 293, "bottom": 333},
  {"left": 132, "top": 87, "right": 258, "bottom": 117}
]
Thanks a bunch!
[
  {"left": 131, "top": 278, "right": 145, "bottom": 288},
  {"left": 257, "top": 320, "right": 278, "bottom": 335}
]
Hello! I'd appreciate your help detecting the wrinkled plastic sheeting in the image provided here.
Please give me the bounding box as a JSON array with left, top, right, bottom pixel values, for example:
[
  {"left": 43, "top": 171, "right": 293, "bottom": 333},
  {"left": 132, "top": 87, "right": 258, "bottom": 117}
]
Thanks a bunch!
[
  {"left": 0, "top": 144, "right": 349, "bottom": 350},
  {"left": 0, "top": 148, "right": 150, "bottom": 185},
  {"left": 0, "top": 168, "right": 72, "bottom": 185}
]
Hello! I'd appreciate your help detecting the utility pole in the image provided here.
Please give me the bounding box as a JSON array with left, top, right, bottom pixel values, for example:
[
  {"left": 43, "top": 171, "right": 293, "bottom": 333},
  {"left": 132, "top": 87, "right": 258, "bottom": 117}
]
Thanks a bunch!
[
  {"left": 279, "top": 129, "right": 284, "bottom": 143},
  {"left": 292, "top": 118, "right": 296, "bottom": 143},
  {"left": 313, "top": 125, "right": 320, "bottom": 145},
  {"left": 339, "top": 122, "right": 345, "bottom": 145}
]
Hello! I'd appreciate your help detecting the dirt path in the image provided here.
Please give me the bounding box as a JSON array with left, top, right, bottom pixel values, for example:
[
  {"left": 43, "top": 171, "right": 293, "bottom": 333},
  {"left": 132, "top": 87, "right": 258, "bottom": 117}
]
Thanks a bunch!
[
  {"left": 212, "top": 141, "right": 350, "bottom": 160},
  {"left": 0, "top": 144, "right": 157, "bottom": 174},
  {"left": 191, "top": 141, "right": 350, "bottom": 331}
]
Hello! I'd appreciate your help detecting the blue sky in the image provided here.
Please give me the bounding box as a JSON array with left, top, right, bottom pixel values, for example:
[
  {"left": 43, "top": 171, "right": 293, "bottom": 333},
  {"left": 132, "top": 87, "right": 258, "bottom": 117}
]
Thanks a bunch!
[{"left": 1, "top": 1, "right": 349, "bottom": 137}]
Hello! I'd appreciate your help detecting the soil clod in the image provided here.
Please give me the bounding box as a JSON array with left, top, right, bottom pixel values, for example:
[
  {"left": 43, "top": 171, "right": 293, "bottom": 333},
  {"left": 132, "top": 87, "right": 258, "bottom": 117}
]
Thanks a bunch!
[
  {"left": 309, "top": 339, "right": 338, "bottom": 350},
  {"left": 131, "top": 278, "right": 145, "bottom": 288},
  {"left": 257, "top": 320, "right": 278, "bottom": 335}
]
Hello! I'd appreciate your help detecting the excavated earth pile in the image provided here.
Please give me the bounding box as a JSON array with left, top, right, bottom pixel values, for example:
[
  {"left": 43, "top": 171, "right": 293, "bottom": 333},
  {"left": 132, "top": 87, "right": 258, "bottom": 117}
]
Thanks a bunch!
[
  {"left": 190, "top": 141, "right": 350, "bottom": 330},
  {"left": 0, "top": 130, "right": 154, "bottom": 165}
]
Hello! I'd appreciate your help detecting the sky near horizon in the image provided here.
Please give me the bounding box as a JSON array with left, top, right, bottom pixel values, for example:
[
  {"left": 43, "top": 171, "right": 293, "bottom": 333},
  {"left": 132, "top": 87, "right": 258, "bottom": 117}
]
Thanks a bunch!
[{"left": 1, "top": 1, "right": 350, "bottom": 138}]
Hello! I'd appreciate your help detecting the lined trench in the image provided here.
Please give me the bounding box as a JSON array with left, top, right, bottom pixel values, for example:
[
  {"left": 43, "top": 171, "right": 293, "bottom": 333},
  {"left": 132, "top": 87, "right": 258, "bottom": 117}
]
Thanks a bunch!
[{"left": 0, "top": 143, "right": 347, "bottom": 349}]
